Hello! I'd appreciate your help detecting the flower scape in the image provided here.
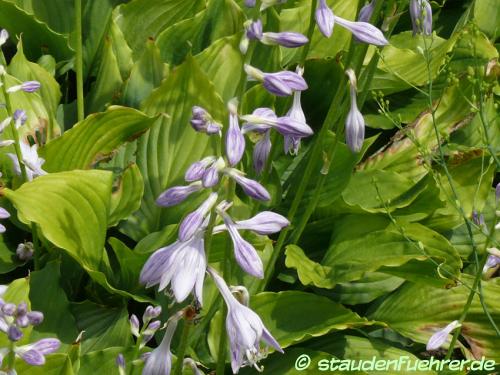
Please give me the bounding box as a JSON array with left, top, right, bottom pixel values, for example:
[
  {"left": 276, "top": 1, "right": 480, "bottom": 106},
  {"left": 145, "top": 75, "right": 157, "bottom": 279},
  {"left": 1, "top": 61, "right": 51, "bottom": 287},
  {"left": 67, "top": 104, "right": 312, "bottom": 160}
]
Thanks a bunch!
[{"left": 0, "top": 0, "right": 497, "bottom": 374}]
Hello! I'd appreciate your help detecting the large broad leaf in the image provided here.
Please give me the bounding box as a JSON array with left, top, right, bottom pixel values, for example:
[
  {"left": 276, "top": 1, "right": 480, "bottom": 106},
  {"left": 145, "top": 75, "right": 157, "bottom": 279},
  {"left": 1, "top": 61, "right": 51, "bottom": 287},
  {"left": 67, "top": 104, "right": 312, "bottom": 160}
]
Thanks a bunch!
[
  {"left": 4, "top": 170, "right": 112, "bottom": 270},
  {"left": 254, "top": 290, "right": 376, "bottom": 345},
  {"left": 29, "top": 261, "right": 78, "bottom": 344},
  {"left": 121, "top": 55, "right": 224, "bottom": 240},
  {"left": 71, "top": 301, "right": 132, "bottom": 354},
  {"left": 155, "top": 0, "right": 243, "bottom": 66},
  {"left": 80, "top": 347, "right": 143, "bottom": 374},
  {"left": 41, "top": 106, "right": 158, "bottom": 172},
  {"left": 15, "top": 354, "right": 74, "bottom": 375},
  {"left": 0, "top": 1, "right": 72, "bottom": 61},
  {"left": 114, "top": 0, "right": 204, "bottom": 56},
  {"left": 368, "top": 275, "right": 500, "bottom": 361}
]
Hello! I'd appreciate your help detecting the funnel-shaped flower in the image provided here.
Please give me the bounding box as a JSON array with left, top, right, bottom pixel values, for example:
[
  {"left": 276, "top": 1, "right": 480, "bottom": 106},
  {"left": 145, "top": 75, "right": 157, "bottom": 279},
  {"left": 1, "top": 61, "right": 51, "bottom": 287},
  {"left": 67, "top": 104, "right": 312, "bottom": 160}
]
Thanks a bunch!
[
  {"left": 253, "top": 130, "right": 271, "bottom": 175},
  {"left": 284, "top": 67, "right": 308, "bottom": 154},
  {"left": 142, "top": 313, "right": 182, "bottom": 375},
  {"left": 410, "top": 0, "right": 432, "bottom": 36},
  {"left": 208, "top": 268, "right": 283, "bottom": 373},
  {"left": 345, "top": 69, "right": 365, "bottom": 153},
  {"left": 140, "top": 232, "right": 207, "bottom": 305},
  {"left": 179, "top": 193, "right": 217, "bottom": 242},
  {"left": 241, "top": 108, "right": 312, "bottom": 138},
  {"left": 8, "top": 141, "right": 46, "bottom": 181},
  {"left": 426, "top": 320, "right": 461, "bottom": 351},
  {"left": 14, "top": 338, "right": 61, "bottom": 366},
  {"left": 7, "top": 81, "right": 41, "bottom": 93},
  {"left": 218, "top": 209, "right": 264, "bottom": 278},
  {"left": 261, "top": 32, "right": 308, "bottom": 48},
  {"left": 185, "top": 156, "right": 217, "bottom": 182}
]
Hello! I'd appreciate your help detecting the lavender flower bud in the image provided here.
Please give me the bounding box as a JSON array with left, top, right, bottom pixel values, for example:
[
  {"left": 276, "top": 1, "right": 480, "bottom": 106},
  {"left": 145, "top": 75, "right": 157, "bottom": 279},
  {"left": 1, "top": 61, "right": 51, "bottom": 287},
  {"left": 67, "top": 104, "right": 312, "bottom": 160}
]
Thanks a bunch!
[
  {"left": 7, "top": 81, "right": 41, "bottom": 93},
  {"left": 16, "top": 302, "right": 28, "bottom": 316},
  {"left": 253, "top": 130, "right": 272, "bottom": 175},
  {"left": 190, "top": 106, "right": 222, "bottom": 135},
  {"left": 16, "top": 242, "right": 34, "bottom": 261},
  {"left": 410, "top": 0, "right": 432, "bottom": 36},
  {"left": 185, "top": 156, "right": 216, "bottom": 182},
  {"left": 0, "top": 207, "right": 10, "bottom": 219},
  {"left": 225, "top": 99, "right": 245, "bottom": 166},
  {"left": 156, "top": 182, "right": 203, "bottom": 207},
  {"left": 345, "top": 69, "right": 365, "bottom": 152},
  {"left": 8, "top": 325, "right": 23, "bottom": 341},
  {"left": 246, "top": 19, "right": 263, "bottom": 40},
  {"left": 129, "top": 314, "right": 140, "bottom": 337},
  {"left": 226, "top": 169, "right": 271, "bottom": 201},
  {"left": 179, "top": 192, "right": 218, "bottom": 242},
  {"left": 17, "top": 315, "right": 30, "bottom": 328},
  {"left": 472, "top": 211, "right": 485, "bottom": 227},
  {"left": 143, "top": 305, "right": 162, "bottom": 323},
  {"left": 426, "top": 320, "right": 460, "bottom": 351},
  {"left": 116, "top": 353, "right": 126, "bottom": 374},
  {"left": 244, "top": 64, "right": 308, "bottom": 97},
  {"left": 244, "top": 0, "right": 256, "bottom": 7},
  {"left": 241, "top": 108, "right": 312, "bottom": 138},
  {"left": 202, "top": 158, "right": 222, "bottom": 188},
  {"left": 13, "top": 109, "right": 27, "bottom": 128},
  {"left": 27, "top": 311, "right": 44, "bottom": 325},
  {"left": 261, "top": 32, "right": 309, "bottom": 48},
  {"left": 483, "top": 248, "right": 500, "bottom": 273},
  {"left": 2, "top": 303, "right": 16, "bottom": 316},
  {"left": 358, "top": 0, "right": 376, "bottom": 23},
  {"left": 0, "top": 29, "right": 8, "bottom": 47},
  {"left": 316, "top": 0, "right": 335, "bottom": 37},
  {"left": 235, "top": 211, "right": 290, "bottom": 235},
  {"left": 334, "top": 16, "right": 388, "bottom": 46}
]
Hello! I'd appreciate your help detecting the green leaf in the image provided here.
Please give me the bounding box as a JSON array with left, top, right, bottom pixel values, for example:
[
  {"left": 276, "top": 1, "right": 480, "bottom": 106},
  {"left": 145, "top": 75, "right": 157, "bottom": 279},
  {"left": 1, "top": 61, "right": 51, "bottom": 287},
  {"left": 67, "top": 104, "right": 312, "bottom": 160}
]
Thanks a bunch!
[
  {"left": 41, "top": 106, "right": 159, "bottom": 172},
  {"left": 0, "top": 1, "right": 72, "bottom": 61},
  {"left": 108, "top": 237, "right": 148, "bottom": 293},
  {"left": 369, "top": 275, "right": 500, "bottom": 361},
  {"left": 254, "top": 291, "right": 373, "bottom": 347},
  {"left": 80, "top": 347, "right": 143, "bottom": 374},
  {"left": 114, "top": 0, "right": 204, "bottom": 57},
  {"left": 109, "top": 164, "right": 144, "bottom": 227},
  {"left": 4, "top": 170, "right": 112, "bottom": 270},
  {"left": 29, "top": 261, "right": 78, "bottom": 344},
  {"left": 85, "top": 38, "right": 123, "bottom": 114},
  {"left": 122, "top": 39, "right": 167, "bottom": 108},
  {"left": 15, "top": 354, "right": 75, "bottom": 375},
  {"left": 8, "top": 40, "right": 61, "bottom": 136},
  {"left": 71, "top": 301, "right": 132, "bottom": 354},
  {"left": 473, "top": 0, "right": 499, "bottom": 37},
  {"left": 156, "top": 0, "right": 243, "bottom": 66},
  {"left": 121, "top": 55, "right": 223, "bottom": 240}
]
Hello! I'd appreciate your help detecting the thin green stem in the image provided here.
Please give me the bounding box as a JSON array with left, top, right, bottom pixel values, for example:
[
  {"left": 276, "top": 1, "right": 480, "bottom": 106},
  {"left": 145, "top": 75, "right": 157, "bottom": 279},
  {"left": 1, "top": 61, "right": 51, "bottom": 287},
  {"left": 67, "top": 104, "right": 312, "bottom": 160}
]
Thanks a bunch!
[
  {"left": 5, "top": 341, "right": 15, "bottom": 372},
  {"left": 75, "top": 0, "right": 84, "bottom": 122},
  {"left": 172, "top": 321, "right": 192, "bottom": 375}
]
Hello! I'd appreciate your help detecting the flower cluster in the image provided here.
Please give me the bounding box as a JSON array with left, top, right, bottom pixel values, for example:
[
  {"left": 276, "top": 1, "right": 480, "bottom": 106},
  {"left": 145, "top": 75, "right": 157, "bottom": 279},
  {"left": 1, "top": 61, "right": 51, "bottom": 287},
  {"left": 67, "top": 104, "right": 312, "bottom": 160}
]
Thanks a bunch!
[{"left": 0, "top": 297, "right": 60, "bottom": 368}]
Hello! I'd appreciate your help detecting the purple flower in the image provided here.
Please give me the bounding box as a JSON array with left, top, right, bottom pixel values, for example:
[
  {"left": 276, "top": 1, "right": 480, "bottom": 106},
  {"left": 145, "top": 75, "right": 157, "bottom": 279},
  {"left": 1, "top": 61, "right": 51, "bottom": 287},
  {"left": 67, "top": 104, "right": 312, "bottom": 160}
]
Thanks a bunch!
[
  {"left": 225, "top": 100, "right": 245, "bottom": 166},
  {"left": 156, "top": 182, "right": 203, "bottom": 207},
  {"left": 8, "top": 141, "right": 47, "bottom": 181},
  {"left": 190, "top": 106, "right": 222, "bottom": 135},
  {"left": 202, "top": 158, "right": 224, "bottom": 188},
  {"left": 244, "top": 0, "right": 256, "bottom": 7},
  {"left": 410, "top": 0, "right": 432, "bottom": 36},
  {"left": 185, "top": 156, "right": 216, "bottom": 182},
  {"left": 116, "top": 353, "right": 126, "bottom": 374},
  {"left": 0, "top": 207, "right": 10, "bottom": 234},
  {"left": 261, "top": 32, "right": 309, "bottom": 48},
  {"left": 315, "top": 0, "right": 335, "bottom": 38},
  {"left": 285, "top": 70, "right": 307, "bottom": 154},
  {"left": 218, "top": 209, "right": 264, "bottom": 278},
  {"left": 426, "top": 320, "right": 460, "bottom": 351},
  {"left": 179, "top": 192, "right": 217, "bottom": 242},
  {"left": 143, "top": 305, "right": 162, "bottom": 323},
  {"left": 235, "top": 211, "right": 290, "bottom": 235},
  {"left": 7, "top": 325, "right": 23, "bottom": 342},
  {"left": 334, "top": 16, "right": 388, "bottom": 46},
  {"left": 142, "top": 312, "right": 182, "bottom": 375},
  {"left": 129, "top": 314, "right": 140, "bottom": 337},
  {"left": 245, "top": 65, "right": 308, "bottom": 97},
  {"left": 241, "top": 108, "right": 275, "bottom": 134},
  {"left": 26, "top": 311, "right": 43, "bottom": 325},
  {"left": 483, "top": 248, "right": 500, "bottom": 273},
  {"left": 140, "top": 232, "right": 207, "bottom": 305},
  {"left": 225, "top": 169, "right": 271, "bottom": 201},
  {"left": 7, "top": 81, "right": 41, "bottom": 93},
  {"left": 345, "top": 69, "right": 365, "bottom": 153},
  {"left": 13, "top": 109, "right": 27, "bottom": 128},
  {"left": 246, "top": 19, "right": 263, "bottom": 40},
  {"left": 208, "top": 268, "right": 283, "bottom": 373},
  {"left": 242, "top": 108, "right": 313, "bottom": 138},
  {"left": 358, "top": 0, "right": 376, "bottom": 23},
  {"left": 15, "top": 338, "right": 61, "bottom": 366},
  {"left": 253, "top": 130, "right": 271, "bottom": 175}
]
